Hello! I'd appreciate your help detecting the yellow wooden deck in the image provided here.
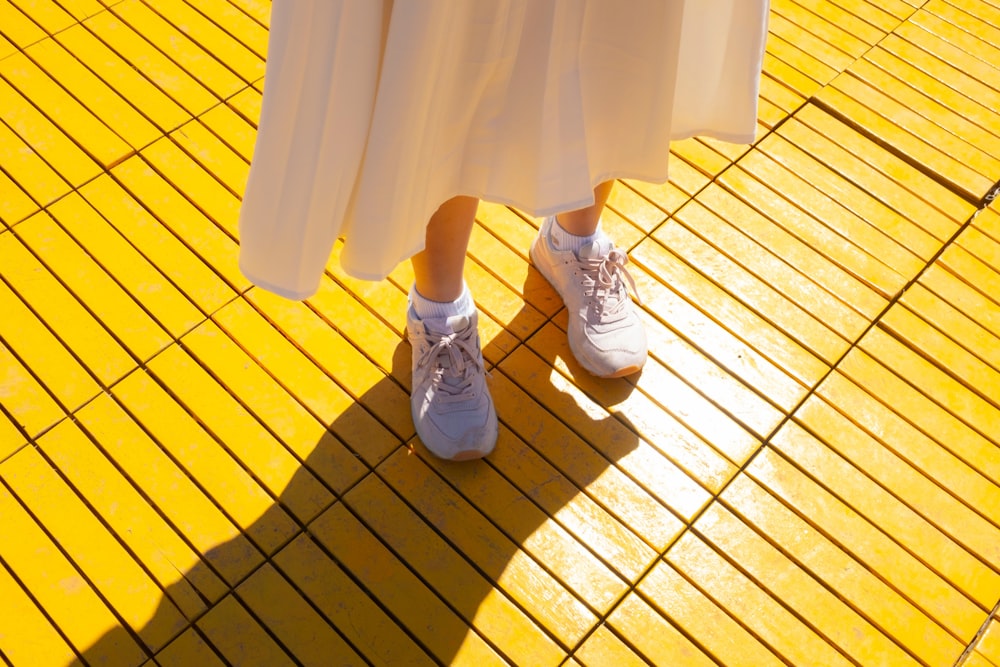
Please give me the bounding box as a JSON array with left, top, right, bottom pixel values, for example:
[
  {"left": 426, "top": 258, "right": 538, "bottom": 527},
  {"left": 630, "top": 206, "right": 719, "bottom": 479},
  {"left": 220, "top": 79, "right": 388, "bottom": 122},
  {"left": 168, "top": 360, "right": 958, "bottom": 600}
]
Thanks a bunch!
[{"left": 1, "top": 1, "right": 999, "bottom": 665}]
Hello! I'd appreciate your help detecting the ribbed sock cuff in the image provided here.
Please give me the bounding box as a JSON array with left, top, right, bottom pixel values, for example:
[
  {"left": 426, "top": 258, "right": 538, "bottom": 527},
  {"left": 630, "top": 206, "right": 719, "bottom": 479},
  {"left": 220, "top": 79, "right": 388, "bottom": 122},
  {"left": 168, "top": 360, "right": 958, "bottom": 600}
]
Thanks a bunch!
[{"left": 409, "top": 283, "right": 475, "bottom": 320}]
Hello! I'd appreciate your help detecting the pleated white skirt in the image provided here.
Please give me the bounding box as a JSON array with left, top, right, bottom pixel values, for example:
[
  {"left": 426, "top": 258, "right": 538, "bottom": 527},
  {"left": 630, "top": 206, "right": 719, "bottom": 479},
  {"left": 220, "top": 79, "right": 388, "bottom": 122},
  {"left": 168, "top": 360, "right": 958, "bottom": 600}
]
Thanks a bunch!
[{"left": 239, "top": 0, "right": 770, "bottom": 299}]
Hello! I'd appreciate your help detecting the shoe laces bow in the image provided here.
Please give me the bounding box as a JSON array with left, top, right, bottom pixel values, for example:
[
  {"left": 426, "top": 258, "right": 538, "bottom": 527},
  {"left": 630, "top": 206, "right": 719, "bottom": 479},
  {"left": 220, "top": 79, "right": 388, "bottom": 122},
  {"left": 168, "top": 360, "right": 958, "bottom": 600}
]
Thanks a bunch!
[
  {"left": 578, "top": 248, "right": 641, "bottom": 323},
  {"left": 417, "top": 327, "right": 485, "bottom": 403}
]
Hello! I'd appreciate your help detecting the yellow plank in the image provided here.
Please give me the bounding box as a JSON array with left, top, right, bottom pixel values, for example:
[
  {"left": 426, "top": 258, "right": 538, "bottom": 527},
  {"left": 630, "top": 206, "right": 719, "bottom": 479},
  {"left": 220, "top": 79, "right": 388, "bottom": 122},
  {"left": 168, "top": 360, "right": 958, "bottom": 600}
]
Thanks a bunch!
[
  {"left": 0, "top": 33, "right": 14, "bottom": 60},
  {"left": 572, "top": 625, "right": 649, "bottom": 667},
  {"left": 0, "top": 226, "right": 134, "bottom": 387},
  {"left": 146, "top": 0, "right": 264, "bottom": 83},
  {"left": 0, "top": 468, "right": 147, "bottom": 665},
  {"left": 718, "top": 166, "right": 909, "bottom": 299},
  {"left": 790, "top": 395, "right": 1000, "bottom": 607},
  {"left": 676, "top": 194, "right": 878, "bottom": 331},
  {"left": 450, "top": 422, "right": 661, "bottom": 584},
  {"left": 17, "top": 209, "right": 173, "bottom": 363},
  {"left": 0, "top": 116, "right": 70, "bottom": 207},
  {"left": 225, "top": 85, "right": 262, "bottom": 131},
  {"left": 112, "top": 153, "right": 247, "bottom": 293},
  {"left": 84, "top": 9, "right": 217, "bottom": 117},
  {"left": 491, "top": 355, "right": 696, "bottom": 535},
  {"left": 1, "top": 445, "right": 187, "bottom": 653},
  {"left": 790, "top": 105, "right": 974, "bottom": 223},
  {"left": 148, "top": 341, "right": 332, "bottom": 525},
  {"left": 113, "top": 368, "right": 298, "bottom": 557},
  {"left": 666, "top": 532, "right": 856, "bottom": 667},
  {"left": 751, "top": 440, "right": 988, "bottom": 641},
  {"left": 0, "top": 53, "right": 132, "bottom": 169},
  {"left": 236, "top": 564, "right": 366, "bottom": 666},
  {"left": 171, "top": 116, "right": 251, "bottom": 195},
  {"left": 221, "top": 0, "right": 271, "bottom": 27},
  {"left": 697, "top": 503, "right": 922, "bottom": 666},
  {"left": 637, "top": 562, "right": 786, "bottom": 667},
  {"left": 655, "top": 215, "right": 851, "bottom": 364},
  {"left": 632, "top": 237, "right": 830, "bottom": 387},
  {"left": 78, "top": 175, "right": 236, "bottom": 316},
  {"left": 212, "top": 295, "right": 400, "bottom": 466},
  {"left": 181, "top": 316, "right": 368, "bottom": 493},
  {"left": 880, "top": 305, "right": 1000, "bottom": 408},
  {"left": 0, "top": 76, "right": 101, "bottom": 187},
  {"left": 39, "top": 414, "right": 224, "bottom": 618},
  {"left": 526, "top": 318, "right": 757, "bottom": 478},
  {"left": 195, "top": 595, "right": 295, "bottom": 667},
  {"left": 274, "top": 533, "right": 436, "bottom": 667},
  {"left": 51, "top": 191, "right": 203, "bottom": 339},
  {"left": 607, "top": 594, "right": 717, "bottom": 667},
  {"left": 958, "top": 225, "right": 1000, "bottom": 273},
  {"left": 724, "top": 473, "right": 965, "bottom": 664},
  {"left": 764, "top": 31, "right": 838, "bottom": 91},
  {"left": 0, "top": 560, "right": 78, "bottom": 667},
  {"left": 143, "top": 134, "right": 241, "bottom": 235},
  {"left": 773, "top": 0, "right": 885, "bottom": 53},
  {"left": 245, "top": 287, "right": 413, "bottom": 439},
  {"left": 53, "top": 23, "right": 190, "bottom": 134},
  {"left": 107, "top": 0, "right": 243, "bottom": 100},
  {"left": 184, "top": 0, "right": 270, "bottom": 59},
  {"left": 0, "top": 170, "right": 36, "bottom": 227},
  {"left": 27, "top": 36, "right": 161, "bottom": 150},
  {"left": 0, "top": 409, "right": 25, "bottom": 463},
  {"left": 765, "top": 11, "right": 856, "bottom": 76},
  {"left": 199, "top": 101, "right": 257, "bottom": 165},
  {"left": 76, "top": 390, "right": 263, "bottom": 588},
  {"left": 0, "top": 342, "right": 63, "bottom": 442},
  {"left": 0, "top": 2, "right": 46, "bottom": 47},
  {"left": 860, "top": 327, "right": 999, "bottom": 447},
  {"left": 155, "top": 629, "right": 225, "bottom": 667},
  {"left": 0, "top": 277, "right": 100, "bottom": 415},
  {"left": 6, "top": 0, "right": 76, "bottom": 33},
  {"left": 309, "top": 501, "right": 509, "bottom": 666},
  {"left": 901, "top": 283, "right": 1000, "bottom": 376},
  {"left": 354, "top": 458, "right": 579, "bottom": 660},
  {"left": 978, "top": 619, "right": 1000, "bottom": 665},
  {"left": 966, "top": 651, "right": 1000, "bottom": 667}
]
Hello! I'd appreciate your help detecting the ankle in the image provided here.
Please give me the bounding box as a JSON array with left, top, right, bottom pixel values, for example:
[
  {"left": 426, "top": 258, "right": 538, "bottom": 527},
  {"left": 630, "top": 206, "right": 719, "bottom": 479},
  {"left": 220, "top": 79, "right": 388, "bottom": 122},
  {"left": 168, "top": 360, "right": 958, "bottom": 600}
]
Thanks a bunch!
[
  {"left": 549, "top": 216, "right": 605, "bottom": 255},
  {"left": 410, "top": 283, "right": 475, "bottom": 320}
]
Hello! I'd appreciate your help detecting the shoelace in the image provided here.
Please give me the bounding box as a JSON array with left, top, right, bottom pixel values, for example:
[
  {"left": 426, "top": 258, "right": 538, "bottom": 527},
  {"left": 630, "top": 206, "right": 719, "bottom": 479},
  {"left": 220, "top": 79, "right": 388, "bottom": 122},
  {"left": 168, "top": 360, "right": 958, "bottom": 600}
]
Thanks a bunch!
[
  {"left": 577, "top": 248, "right": 641, "bottom": 323},
  {"left": 415, "top": 328, "right": 485, "bottom": 403}
]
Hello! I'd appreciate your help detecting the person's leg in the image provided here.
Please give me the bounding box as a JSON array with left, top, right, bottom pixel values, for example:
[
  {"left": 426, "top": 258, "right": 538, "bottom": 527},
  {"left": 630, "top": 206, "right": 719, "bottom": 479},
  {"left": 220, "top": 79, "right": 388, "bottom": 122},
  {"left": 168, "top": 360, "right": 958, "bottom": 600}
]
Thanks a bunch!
[
  {"left": 407, "top": 195, "right": 497, "bottom": 461},
  {"left": 410, "top": 195, "right": 479, "bottom": 303},
  {"left": 555, "top": 180, "right": 614, "bottom": 236}
]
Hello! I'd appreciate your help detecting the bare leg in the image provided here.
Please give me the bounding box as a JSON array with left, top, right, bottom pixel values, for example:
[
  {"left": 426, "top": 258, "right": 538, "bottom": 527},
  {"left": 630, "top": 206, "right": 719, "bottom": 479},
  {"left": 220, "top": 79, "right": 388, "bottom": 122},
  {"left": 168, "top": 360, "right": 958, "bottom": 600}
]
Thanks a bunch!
[
  {"left": 555, "top": 180, "right": 614, "bottom": 235},
  {"left": 410, "top": 195, "right": 479, "bottom": 302}
]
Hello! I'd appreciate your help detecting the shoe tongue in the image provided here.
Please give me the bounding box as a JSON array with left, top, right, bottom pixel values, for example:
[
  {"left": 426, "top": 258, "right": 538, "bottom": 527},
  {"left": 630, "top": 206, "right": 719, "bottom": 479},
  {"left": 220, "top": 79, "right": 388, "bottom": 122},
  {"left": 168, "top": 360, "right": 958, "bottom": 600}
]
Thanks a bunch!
[
  {"left": 577, "top": 238, "right": 613, "bottom": 260},
  {"left": 425, "top": 314, "right": 471, "bottom": 336}
]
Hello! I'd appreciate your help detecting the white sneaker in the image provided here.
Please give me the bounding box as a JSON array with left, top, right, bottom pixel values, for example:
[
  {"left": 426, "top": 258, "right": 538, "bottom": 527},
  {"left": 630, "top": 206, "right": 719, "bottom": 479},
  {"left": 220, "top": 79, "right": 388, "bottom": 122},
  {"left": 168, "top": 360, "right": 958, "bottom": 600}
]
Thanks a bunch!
[
  {"left": 407, "top": 307, "right": 497, "bottom": 460},
  {"left": 530, "top": 216, "right": 647, "bottom": 377}
]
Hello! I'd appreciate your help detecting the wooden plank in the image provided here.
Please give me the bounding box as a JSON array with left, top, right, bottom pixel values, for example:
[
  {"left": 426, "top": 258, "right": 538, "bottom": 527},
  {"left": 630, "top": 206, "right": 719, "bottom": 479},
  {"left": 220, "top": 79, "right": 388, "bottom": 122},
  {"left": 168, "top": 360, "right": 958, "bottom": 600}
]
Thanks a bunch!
[
  {"left": 901, "top": 283, "right": 1000, "bottom": 375},
  {"left": 39, "top": 414, "right": 225, "bottom": 618},
  {"left": 76, "top": 390, "right": 263, "bottom": 589},
  {"left": 977, "top": 619, "right": 1000, "bottom": 665},
  {"left": 309, "top": 501, "right": 509, "bottom": 666},
  {"left": 196, "top": 595, "right": 295, "bottom": 667},
  {"left": 78, "top": 175, "right": 236, "bottom": 317},
  {"left": 0, "top": 341, "right": 64, "bottom": 442},
  {"left": 50, "top": 191, "right": 203, "bottom": 340},
  {"left": 183, "top": 0, "right": 270, "bottom": 59},
  {"left": 0, "top": 468, "right": 147, "bottom": 665},
  {"left": 0, "top": 410, "right": 25, "bottom": 463},
  {"left": 236, "top": 564, "right": 366, "bottom": 666},
  {"left": 0, "top": 117, "right": 70, "bottom": 207},
  {"left": 360, "top": 454, "right": 583, "bottom": 658},
  {"left": 637, "top": 562, "right": 786, "bottom": 667},
  {"left": 6, "top": 0, "right": 77, "bottom": 34},
  {"left": 147, "top": 341, "right": 333, "bottom": 526},
  {"left": 1, "top": 445, "right": 188, "bottom": 654},
  {"left": 697, "top": 503, "right": 922, "bottom": 666},
  {"left": 113, "top": 368, "right": 298, "bottom": 557},
  {"left": 747, "top": 445, "right": 988, "bottom": 641},
  {"left": 274, "top": 533, "right": 436, "bottom": 667},
  {"left": 606, "top": 593, "right": 717, "bottom": 667},
  {"left": 0, "top": 225, "right": 135, "bottom": 388},
  {"left": 0, "top": 559, "right": 78, "bottom": 667},
  {"left": 18, "top": 208, "right": 173, "bottom": 364},
  {"left": 0, "top": 171, "right": 36, "bottom": 228},
  {"left": 155, "top": 629, "right": 225, "bottom": 667},
  {"left": 572, "top": 625, "right": 649, "bottom": 667},
  {"left": 212, "top": 295, "right": 401, "bottom": 466},
  {"left": 666, "top": 532, "right": 856, "bottom": 667},
  {"left": 790, "top": 395, "right": 1000, "bottom": 607},
  {"left": 0, "top": 276, "right": 100, "bottom": 417}
]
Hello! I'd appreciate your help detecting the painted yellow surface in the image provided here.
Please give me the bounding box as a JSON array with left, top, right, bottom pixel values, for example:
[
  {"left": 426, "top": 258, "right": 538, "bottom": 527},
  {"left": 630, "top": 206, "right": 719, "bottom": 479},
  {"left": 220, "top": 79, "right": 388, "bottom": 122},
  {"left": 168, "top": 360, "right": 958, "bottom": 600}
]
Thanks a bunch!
[{"left": 2, "top": 2, "right": 998, "bottom": 666}]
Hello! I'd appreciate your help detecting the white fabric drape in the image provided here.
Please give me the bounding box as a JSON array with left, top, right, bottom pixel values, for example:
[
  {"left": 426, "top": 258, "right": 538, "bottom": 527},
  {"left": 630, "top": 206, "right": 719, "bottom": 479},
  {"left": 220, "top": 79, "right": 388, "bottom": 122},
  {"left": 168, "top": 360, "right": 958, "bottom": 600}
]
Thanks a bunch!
[{"left": 239, "top": 0, "right": 770, "bottom": 299}]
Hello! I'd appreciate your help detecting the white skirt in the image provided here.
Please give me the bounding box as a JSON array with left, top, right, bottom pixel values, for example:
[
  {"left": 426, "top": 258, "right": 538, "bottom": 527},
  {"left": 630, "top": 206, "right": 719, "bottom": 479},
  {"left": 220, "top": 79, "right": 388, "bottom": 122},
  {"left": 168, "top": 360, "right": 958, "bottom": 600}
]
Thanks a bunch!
[{"left": 239, "top": 0, "right": 770, "bottom": 299}]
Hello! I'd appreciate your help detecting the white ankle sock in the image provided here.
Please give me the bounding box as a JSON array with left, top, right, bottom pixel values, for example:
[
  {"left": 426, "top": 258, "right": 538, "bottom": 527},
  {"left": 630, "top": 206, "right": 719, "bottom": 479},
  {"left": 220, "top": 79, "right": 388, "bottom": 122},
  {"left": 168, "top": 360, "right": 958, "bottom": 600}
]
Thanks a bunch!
[
  {"left": 410, "top": 283, "right": 475, "bottom": 320},
  {"left": 550, "top": 216, "right": 604, "bottom": 255}
]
